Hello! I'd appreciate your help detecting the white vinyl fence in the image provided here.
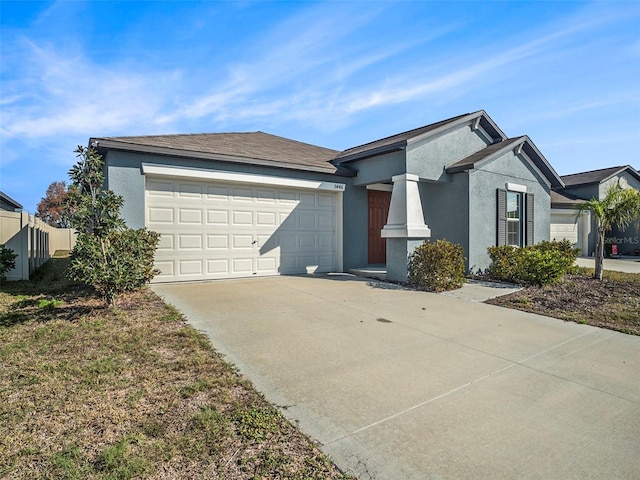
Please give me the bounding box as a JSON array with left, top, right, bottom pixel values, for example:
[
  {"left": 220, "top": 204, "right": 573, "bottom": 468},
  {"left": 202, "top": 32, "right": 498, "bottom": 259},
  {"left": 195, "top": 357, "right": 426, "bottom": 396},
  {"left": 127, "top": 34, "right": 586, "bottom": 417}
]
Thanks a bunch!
[{"left": 0, "top": 210, "right": 76, "bottom": 281}]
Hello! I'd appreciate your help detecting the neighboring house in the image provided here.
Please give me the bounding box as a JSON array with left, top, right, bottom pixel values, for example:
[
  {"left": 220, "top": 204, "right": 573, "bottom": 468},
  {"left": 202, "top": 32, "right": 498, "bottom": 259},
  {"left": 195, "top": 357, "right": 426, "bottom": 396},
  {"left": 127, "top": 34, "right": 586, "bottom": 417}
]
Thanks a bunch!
[
  {"left": 92, "top": 110, "right": 564, "bottom": 283},
  {"left": 0, "top": 191, "right": 23, "bottom": 212},
  {"left": 550, "top": 166, "right": 640, "bottom": 256}
]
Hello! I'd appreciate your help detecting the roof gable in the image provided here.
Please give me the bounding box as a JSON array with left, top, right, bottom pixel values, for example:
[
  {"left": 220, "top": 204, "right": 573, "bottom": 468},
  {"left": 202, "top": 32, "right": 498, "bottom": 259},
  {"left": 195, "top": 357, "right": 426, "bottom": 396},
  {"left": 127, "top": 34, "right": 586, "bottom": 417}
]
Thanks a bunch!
[
  {"left": 333, "top": 110, "right": 506, "bottom": 163},
  {"left": 92, "top": 132, "right": 353, "bottom": 176},
  {"left": 446, "top": 136, "right": 564, "bottom": 189}
]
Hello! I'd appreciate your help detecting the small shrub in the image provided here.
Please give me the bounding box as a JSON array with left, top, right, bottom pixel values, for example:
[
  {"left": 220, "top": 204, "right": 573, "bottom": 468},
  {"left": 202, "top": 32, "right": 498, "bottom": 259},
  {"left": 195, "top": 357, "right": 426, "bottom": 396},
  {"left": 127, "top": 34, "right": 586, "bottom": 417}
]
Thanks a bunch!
[
  {"left": 67, "top": 229, "right": 160, "bottom": 305},
  {"left": 408, "top": 239, "right": 465, "bottom": 292},
  {"left": 0, "top": 244, "right": 18, "bottom": 282},
  {"left": 487, "top": 240, "right": 580, "bottom": 286},
  {"left": 487, "top": 245, "right": 522, "bottom": 283}
]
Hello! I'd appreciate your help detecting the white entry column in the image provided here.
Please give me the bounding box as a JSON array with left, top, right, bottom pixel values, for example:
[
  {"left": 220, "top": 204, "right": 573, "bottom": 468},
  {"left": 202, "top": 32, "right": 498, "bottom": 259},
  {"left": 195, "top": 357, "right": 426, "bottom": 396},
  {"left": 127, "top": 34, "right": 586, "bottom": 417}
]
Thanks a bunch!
[{"left": 381, "top": 174, "right": 431, "bottom": 282}]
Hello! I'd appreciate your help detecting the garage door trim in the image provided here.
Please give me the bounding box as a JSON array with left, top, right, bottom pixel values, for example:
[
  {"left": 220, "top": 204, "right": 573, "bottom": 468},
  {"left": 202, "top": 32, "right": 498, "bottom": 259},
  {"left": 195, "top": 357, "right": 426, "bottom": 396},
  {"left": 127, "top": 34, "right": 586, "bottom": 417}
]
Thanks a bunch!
[{"left": 143, "top": 164, "right": 344, "bottom": 281}]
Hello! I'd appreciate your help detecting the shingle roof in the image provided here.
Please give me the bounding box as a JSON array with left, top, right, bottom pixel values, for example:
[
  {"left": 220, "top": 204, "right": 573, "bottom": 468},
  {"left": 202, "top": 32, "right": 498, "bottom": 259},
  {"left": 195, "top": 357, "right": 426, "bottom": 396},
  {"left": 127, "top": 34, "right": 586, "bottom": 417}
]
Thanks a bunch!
[
  {"left": 92, "top": 132, "right": 354, "bottom": 176},
  {"left": 550, "top": 190, "right": 586, "bottom": 207},
  {"left": 333, "top": 110, "right": 506, "bottom": 163},
  {"left": 560, "top": 165, "right": 640, "bottom": 187},
  {"left": 446, "top": 137, "right": 524, "bottom": 173}
]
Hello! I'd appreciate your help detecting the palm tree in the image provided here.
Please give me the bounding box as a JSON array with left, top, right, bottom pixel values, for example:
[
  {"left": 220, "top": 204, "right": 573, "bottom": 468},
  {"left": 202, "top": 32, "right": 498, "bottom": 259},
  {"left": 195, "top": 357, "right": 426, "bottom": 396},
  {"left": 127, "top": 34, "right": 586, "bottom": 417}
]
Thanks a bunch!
[{"left": 576, "top": 185, "right": 640, "bottom": 280}]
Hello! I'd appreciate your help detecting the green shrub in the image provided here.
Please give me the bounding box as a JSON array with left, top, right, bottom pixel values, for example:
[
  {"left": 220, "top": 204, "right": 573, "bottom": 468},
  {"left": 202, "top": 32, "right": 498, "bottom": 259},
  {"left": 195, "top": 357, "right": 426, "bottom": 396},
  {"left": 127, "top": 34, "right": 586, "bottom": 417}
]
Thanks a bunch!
[
  {"left": 487, "top": 240, "right": 580, "bottom": 286},
  {"left": 408, "top": 239, "right": 465, "bottom": 292},
  {"left": 68, "top": 229, "right": 160, "bottom": 305},
  {"left": 0, "top": 244, "right": 18, "bottom": 282},
  {"left": 66, "top": 145, "right": 160, "bottom": 306},
  {"left": 487, "top": 245, "right": 522, "bottom": 283}
]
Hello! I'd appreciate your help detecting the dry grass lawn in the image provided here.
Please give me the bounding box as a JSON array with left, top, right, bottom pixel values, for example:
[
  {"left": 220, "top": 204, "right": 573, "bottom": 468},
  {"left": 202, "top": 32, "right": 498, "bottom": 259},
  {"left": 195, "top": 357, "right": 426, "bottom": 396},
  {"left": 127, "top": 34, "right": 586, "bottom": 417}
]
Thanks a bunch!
[{"left": 0, "top": 255, "right": 353, "bottom": 479}]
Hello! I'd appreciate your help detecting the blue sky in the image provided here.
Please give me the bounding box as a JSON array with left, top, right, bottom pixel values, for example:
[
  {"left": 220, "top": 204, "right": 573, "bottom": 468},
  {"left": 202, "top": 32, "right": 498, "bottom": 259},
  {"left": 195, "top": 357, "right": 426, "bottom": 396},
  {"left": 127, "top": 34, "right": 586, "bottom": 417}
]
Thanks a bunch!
[{"left": 1, "top": 0, "right": 639, "bottom": 213}]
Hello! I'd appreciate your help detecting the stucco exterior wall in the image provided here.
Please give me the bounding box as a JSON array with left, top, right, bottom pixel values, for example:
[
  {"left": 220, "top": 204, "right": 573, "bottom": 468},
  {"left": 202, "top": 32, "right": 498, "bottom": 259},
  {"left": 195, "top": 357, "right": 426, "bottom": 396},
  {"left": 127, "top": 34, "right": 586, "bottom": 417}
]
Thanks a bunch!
[
  {"left": 347, "top": 151, "right": 405, "bottom": 187},
  {"left": 406, "top": 125, "right": 491, "bottom": 181},
  {"left": 420, "top": 175, "right": 470, "bottom": 260},
  {"left": 341, "top": 186, "right": 369, "bottom": 269},
  {"left": 468, "top": 151, "right": 552, "bottom": 272}
]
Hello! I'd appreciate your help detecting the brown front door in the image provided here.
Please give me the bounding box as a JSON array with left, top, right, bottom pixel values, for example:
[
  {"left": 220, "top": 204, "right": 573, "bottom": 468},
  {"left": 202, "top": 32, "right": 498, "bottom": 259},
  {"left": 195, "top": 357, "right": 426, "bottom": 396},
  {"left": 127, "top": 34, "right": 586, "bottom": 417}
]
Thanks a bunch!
[{"left": 368, "top": 189, "right": 391, "bottom": 264}]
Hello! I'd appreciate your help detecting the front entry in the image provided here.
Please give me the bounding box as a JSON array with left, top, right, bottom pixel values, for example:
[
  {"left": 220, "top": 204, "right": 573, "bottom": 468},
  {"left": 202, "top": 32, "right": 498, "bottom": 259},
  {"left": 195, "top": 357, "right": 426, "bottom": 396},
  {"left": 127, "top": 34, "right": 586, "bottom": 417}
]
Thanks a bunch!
[{"left": 368, "top": 189, "right": 391, "bottom": 264}]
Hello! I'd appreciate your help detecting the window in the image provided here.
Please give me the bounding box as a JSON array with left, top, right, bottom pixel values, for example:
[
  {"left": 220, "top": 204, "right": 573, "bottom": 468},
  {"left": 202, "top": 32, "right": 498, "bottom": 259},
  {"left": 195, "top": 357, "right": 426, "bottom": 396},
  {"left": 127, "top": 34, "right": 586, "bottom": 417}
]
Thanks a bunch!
[
  {"left": 497, "top": 189, "right": 534, "bottom": 247},
  {"left": 506, "top": 191, "right": 522, "bottom": 246}
]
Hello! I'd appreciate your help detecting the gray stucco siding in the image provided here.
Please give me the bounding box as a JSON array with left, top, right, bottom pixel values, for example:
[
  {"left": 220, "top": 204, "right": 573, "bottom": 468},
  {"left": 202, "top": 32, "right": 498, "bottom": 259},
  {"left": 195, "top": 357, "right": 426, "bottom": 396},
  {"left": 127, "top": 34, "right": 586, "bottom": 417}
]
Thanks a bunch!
[
  {"left": 348, "top": 151, "right": 406, "bottom": 187},
  {"left": 419, "top": 176, "right": 470, "bottom": 261},
  {"left": 467, "top": 151, "right": 552, "bottom": 272},
  {"left": 407, "top": 124, "right": 491, "bottom": 181},
  {"left": 341, "top": 186, "right": 369, "bottom": 269}
]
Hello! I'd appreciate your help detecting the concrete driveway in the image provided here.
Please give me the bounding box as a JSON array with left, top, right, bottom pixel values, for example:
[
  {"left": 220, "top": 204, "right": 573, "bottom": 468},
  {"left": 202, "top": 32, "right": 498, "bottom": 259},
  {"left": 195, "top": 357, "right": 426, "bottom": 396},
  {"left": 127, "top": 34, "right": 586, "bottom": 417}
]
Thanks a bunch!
[{"left": 153, "top": 275, "right": 640, "bottom": 479}]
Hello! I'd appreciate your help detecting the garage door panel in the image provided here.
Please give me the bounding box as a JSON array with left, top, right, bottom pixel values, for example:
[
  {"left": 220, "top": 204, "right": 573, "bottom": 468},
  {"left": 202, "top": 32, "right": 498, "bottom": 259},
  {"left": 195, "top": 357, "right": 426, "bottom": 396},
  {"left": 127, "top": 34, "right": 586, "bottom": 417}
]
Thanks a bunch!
[
  {"left": 207, "top": 209, "right": 229, "bottom": 225},
  {"left": 318, "top": 194, "right": 335, "bottom": 207},
  {"left": 157, "top": 234, "right": 174, "bottom": 250},
  {"left": 232, "top": 188, "right": 253, "bottom": 201},
  {"left": 207, "top": 235, "right": 228, "bottom": 249},
  {"left": 256, "top": 189, "right": 276, "bottom": 203},
  {"left": 232, "top": 258, "right": 253, "bottom": 274},
  {"left": 178, "top": 209, "right": 202, "bottom": 224},
  {"left": 147, "top": 180, "right": 174, "bottom": 196},
  {"left": 232, "top": 235, "right": 254, "bottom": 249},
  {"left": 207, "top": 259, "right": 229, "bottom": 274},
  {"left": 232, "top": 211, "right": 253, "bottom": 225},
  {"left": 149, "top": 207, "right": 174, "bottom": 223},
  {"left": 178, "top": 183, "right": 202, "bottom": 198},
  {"left": 207, "top": 186, "right": 229, "bottom": 200},
  {"left": 146, "top": 177, "right": 338, "bottom": 282},
  {"left": 179, "top": 260, "right": 203, "bottom": 275},
  {"left": 178, "top": 234, "right": 202, "bottom": 250},
  {"left": 257, "top": 211, "right": 277, "bottom": 226}
]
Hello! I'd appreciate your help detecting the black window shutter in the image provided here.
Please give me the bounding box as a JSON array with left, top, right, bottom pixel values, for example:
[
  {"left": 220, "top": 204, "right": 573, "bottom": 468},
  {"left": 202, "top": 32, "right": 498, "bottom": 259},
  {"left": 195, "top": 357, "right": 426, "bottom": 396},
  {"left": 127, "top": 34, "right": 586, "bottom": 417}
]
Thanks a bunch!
[
  {"left": 526, "top": 193, "right": 534, "bottom": 246},
  {"left": 497, "top": 189, "right": 507, "bottom": 246}
]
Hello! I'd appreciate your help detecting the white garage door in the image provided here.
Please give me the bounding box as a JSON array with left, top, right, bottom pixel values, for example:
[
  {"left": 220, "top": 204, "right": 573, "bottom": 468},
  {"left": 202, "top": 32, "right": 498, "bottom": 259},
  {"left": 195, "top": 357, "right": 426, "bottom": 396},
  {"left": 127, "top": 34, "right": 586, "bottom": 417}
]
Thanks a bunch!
[
  {"left": 550, "top": 215, "right": 579, "bottom": 244},
  {"left": 146, "top": 176, "right": 340, "bottom": 282}
]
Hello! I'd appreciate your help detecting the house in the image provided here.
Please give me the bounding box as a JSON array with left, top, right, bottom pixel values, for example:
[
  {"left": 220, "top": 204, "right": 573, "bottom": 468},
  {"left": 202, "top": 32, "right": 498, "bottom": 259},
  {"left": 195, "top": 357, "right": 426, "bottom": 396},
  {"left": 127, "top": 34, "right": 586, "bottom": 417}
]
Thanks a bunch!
[
  {"left": 0, "top": 191, "right": 23, "bottom": 212},
  {"left": 92, "top": 110, "right": 564, "bottom": 283},
  {"left": 550, "top": 165, "right": 640, "bottom": 256}
]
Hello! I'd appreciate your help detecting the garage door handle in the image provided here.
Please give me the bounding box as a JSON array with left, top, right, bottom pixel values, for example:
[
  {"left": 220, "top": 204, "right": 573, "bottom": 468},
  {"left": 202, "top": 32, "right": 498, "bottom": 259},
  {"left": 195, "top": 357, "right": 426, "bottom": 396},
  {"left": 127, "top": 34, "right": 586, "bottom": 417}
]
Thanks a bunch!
[{"left": 252, "top": 240, "right": 257, "bottom": 245}]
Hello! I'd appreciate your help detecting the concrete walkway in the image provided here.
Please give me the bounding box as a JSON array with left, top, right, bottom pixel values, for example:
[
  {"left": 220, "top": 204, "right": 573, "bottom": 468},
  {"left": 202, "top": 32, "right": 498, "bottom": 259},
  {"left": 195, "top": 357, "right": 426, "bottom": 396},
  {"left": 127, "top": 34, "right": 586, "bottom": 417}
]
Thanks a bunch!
[
  {"left": 575, "top": 256, "right": 640, "bottom": 274},
  {"left": 153, "top": 275, "right": 640, "bottom": 480}
]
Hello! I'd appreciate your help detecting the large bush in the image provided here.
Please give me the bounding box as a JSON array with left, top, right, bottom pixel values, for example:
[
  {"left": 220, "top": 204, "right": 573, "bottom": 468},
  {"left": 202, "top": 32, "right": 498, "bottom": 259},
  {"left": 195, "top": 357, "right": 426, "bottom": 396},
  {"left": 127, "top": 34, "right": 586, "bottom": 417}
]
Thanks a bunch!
[
  {"left": 408, "top": 239, "right": 465, "bottom": 292},
  {"left": 487, "top": 239, "right": 579, "bottom": 286},
  {"left": 0, "top": 244, "right": 18, "bottom": 283},
  {"left": 66, "top": 146, "right": 160, "bottom": 305}
]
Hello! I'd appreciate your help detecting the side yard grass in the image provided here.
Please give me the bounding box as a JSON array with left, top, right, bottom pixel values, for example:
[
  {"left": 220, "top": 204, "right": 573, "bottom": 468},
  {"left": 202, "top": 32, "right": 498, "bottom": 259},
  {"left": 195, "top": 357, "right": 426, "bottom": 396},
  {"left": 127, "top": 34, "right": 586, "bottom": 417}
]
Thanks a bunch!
[
  {"left": 0, "top": 255, "right": 353, "bottom": 479},
  {"left": 487, "top": 267, "right": 640, "bottom": 336}
]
